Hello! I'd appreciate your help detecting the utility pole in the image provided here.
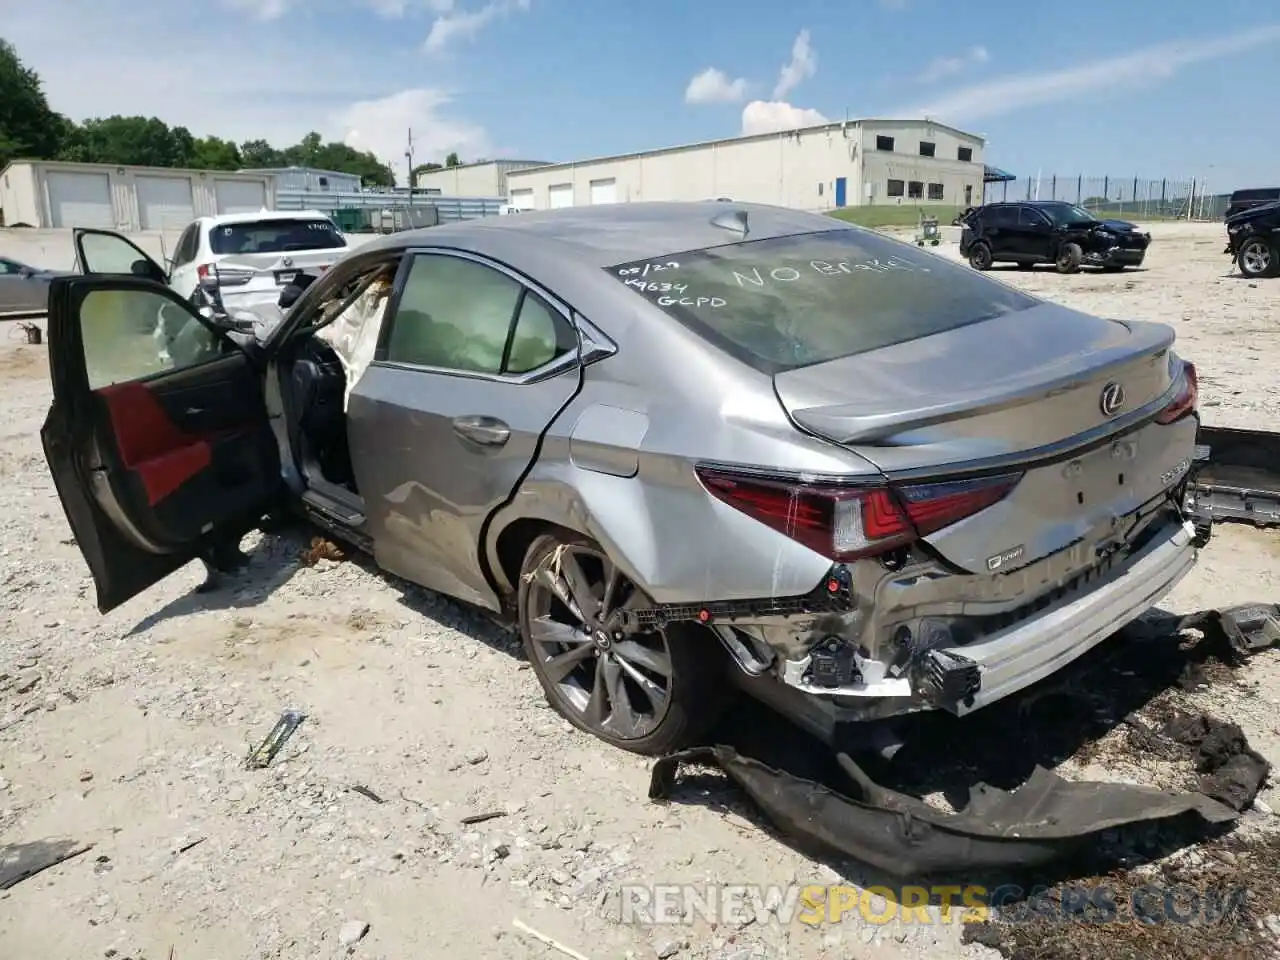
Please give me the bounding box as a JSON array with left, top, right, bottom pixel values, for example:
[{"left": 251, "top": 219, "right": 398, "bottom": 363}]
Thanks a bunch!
[{"left": 405, "top": 127, "right": 415, "bottom": 204}]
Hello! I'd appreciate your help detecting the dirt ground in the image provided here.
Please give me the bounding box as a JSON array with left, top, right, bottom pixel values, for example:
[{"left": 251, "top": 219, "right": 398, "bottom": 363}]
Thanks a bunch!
[{"left": 2, "top": 220, "right": 1280, "bottom": 960}]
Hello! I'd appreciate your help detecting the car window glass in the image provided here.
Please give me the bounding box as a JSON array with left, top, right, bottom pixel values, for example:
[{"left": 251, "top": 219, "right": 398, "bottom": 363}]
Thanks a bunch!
[
  {"left": 79, "top": 288, "right": 222, "bottom": 390},
  {"left": 0, "top": 260, "right": 13, "bottom": 275},
  {"left": 1018, "top": 207, "right": 1047, "bottom": 226},
  {"left": 79, "top": 233, "right": 153, "bottom": 275},
  {"left": 505, "top": 293, "right": 577, "bottom": 374},
  {"left": 386, "top": 255, "right": 521, "bottom": 373},
  {"left": 173, "top": 226, "right": 197, "bottom": 267}
]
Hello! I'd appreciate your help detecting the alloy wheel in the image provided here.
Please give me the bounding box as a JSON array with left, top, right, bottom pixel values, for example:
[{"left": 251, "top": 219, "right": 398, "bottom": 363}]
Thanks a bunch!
[
  {"left": 524, "top": 544, "right": 673, "bottom": 740},
  {"left": 1242, "top": 239, "right": 1272, "bottom": 276}
]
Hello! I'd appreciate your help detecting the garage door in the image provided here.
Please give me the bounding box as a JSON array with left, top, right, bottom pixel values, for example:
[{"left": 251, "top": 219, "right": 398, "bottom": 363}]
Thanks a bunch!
[
  {"left": 589, "top": 178, "right": 617, "bottom": 205},
  {"left": 214, "top": 179, "right": 267, "bottom": 214},
  {"left": 46, "top": 171, "right": 114, "bottom": 228},
  {"left": 548, "top": 183, "right": 574, "bottom": 209},
  {"left": 136, "top": 175, "right": 195, "bottom": 230},
  {"left": 509, "top": 188, "right": 534, "bottom": 211}
]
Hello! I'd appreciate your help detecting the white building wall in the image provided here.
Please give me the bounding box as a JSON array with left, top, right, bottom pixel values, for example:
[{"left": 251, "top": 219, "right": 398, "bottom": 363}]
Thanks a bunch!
[
  {"left": 505, "top": 120, "right": 982, "bottom": 212},
  {"left": 0, "top": 161, "right": 277, "bottom": 229},
  {"left": 0, "top": 162, "right": 41, "bottom": 226},
  {"left": 415, "top": 160, "right": 550, "bottom": 197},
  {"left": 857, "top": 120, "right": 984, "bottom": 207}
]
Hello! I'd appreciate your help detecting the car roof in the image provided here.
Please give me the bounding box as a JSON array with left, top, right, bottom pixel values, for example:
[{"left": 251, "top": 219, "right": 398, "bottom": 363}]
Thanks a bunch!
[
  {"left": 351, "top": 201, "right": 850, "bottom": 269},
  {"left": 200, "top": 210, "right": 333, "bottom": 227}
]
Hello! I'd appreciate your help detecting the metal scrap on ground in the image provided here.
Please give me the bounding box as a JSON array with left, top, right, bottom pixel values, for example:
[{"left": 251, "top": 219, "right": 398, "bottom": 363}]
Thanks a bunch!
[
  {"left": 0, "top": 838, "right": 94, "bottom": 890},
  {"left": 245, "top": 709, "right": 306, "bottom": 769}
]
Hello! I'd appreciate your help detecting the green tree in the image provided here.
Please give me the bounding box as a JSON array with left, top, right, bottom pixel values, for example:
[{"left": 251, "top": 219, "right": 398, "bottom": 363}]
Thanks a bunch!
[
  {"left": 0, "top": 38, "right": 66, "bottom": 164},
  {"left": 239, "top": 139, "right": 283, "bottom": 167},
  {"left": 190, "top": 136, "right": 241, "bottom": 170},
  {"left": 445, "top": 152, "right": 460, "bottom": 167}
]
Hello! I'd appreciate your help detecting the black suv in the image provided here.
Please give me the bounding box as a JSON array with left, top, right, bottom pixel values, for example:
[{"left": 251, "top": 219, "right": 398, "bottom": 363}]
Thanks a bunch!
[
  {"left": 1225, "top": 188, "right": 1280, "bottom": 219},
  {"left": 957, "top": 201, "right": 1152, "bottom": 273},
  {"left": 1225, "top": 199, "right": 1280, "bottom": 279}
]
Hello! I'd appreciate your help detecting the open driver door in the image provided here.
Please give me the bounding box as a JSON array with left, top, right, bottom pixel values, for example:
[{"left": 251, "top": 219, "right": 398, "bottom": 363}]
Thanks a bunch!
[{"left": 41, "top": 272, "right": 282, "bottom": 613}]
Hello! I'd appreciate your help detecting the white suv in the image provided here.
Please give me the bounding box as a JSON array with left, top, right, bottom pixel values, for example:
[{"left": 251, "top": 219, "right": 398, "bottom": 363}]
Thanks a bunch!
[{"left": 167, "top": 210, "right": 351, "bottom": 309}]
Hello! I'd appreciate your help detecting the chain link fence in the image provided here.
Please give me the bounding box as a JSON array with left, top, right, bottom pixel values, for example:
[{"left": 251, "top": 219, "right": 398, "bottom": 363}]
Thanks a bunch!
[{"left": 984, "top": 176, "right": 1228, "bottom": 220}]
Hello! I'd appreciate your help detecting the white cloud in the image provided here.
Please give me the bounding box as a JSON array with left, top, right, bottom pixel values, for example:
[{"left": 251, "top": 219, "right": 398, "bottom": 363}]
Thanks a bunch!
[
  {"left": 904, "top": 25, "right": 1280, "bottom": 123},
  {"left": 6, "top": 0, "right": 503, "bottom": 184},
  {"left": 738, "top": 28, "right": 825, "bottom": 134},
  {"left": 222, "top": 0, "right": 456, "bottom": 20},
  {"left": 741, "top": 101, "right": 829, "bottom": 135},
  {"left": 423, "top": 0, "right": 530, "bottom": 53},
  {"left": 773, "top": 28, "right": 816, "bottom": 100},
  {"left": 333, "top": 88, "right": 494, "bottom": 174},
  {"left": 917, "top": 45, "right": 989, "bottom": 83},
  {"left": 684, "top": 68, "right": 749, "bottom": 104}
]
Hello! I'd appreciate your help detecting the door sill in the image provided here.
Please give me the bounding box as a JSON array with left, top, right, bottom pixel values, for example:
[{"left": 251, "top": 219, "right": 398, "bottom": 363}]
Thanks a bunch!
[{"left": 300, "top": 482, "right": 371, "bottom": 554}]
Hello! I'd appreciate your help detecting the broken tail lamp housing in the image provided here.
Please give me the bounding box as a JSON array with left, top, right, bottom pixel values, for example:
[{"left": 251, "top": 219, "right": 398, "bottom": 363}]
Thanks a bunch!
[
  {"left": 1155, "top": 359, "right": 1198, "bottom": 425},
  {"left": 695, "top": 467, "right": 1022, "bottom": 561}
]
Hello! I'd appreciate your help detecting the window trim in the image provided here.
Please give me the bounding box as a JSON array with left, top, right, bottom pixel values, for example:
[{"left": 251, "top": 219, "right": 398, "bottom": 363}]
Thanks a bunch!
[
  {"left": 907, "top": 180, "right": 924, "bottom": 199},
  {"left": 957, "top": 146, "right": 973, "bottom": 162},
  {"left": 372, "top": 247, "right": 593, "bottom": 385},
  {"left": 927, "top": 182, "right": 944, "bottom": 201},
  {"left": 886, "top": 178, "right": 905, "bottom": 198},
  {"left": 918, "top": 141, "right": 936, "bottom": 158},
  {"left": 875, "top": 135, "right": 895, "bottom": 151}
]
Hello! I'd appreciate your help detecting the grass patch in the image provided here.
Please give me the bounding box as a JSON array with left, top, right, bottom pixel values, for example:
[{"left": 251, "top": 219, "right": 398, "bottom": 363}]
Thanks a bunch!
[{"left": 827, "top": 205, "right": 963, "bottom": 229}]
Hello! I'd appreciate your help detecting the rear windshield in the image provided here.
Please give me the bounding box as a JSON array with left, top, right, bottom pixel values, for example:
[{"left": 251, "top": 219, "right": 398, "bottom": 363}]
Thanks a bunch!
[
  {"left": 605, "top": 228, "right": 1039, "bottom": 373},
  {"left": 209, "top": 218, "right": 345, "bottom": 255}
]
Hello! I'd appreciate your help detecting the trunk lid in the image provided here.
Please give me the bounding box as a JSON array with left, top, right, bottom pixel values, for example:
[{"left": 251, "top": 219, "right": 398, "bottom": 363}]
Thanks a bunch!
[
  {"left": 773, "top": 303, "right": 1190, "bottom": 573},
  {"left": 213, "top": 250, "right": 345, "bottom": 308}
]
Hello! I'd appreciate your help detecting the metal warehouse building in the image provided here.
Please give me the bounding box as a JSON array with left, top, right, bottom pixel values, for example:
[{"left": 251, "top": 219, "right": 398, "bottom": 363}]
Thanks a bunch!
[
  {"left": 414, "top": 159, "right": 553, "bottom": 198},
  {"left": 0, "top": 160, "right": 277, "bottom": 230},
  {"left": 502, "top": 118, "right": 985, "bottom": 212},
  {"left": 238, "top": 165, "right": 362, "bottom": 193}
]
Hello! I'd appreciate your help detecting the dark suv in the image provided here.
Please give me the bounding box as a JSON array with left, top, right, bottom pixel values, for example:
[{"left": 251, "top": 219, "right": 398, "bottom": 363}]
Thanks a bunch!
[
  {"left": 1225, "top": 188, "right": 1280, "bottom": 219},
  {"left": 1225, "top": 199, "right": 1280, "bottom": 279},
  {"left": 957, "top": 201, "right": 1152, "bottom": 274}
]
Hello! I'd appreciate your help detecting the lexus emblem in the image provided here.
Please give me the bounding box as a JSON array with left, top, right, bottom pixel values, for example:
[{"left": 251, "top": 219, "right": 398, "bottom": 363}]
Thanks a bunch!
[{"left": 1099, "top": 382, "right": 1125, "bottom": 417}]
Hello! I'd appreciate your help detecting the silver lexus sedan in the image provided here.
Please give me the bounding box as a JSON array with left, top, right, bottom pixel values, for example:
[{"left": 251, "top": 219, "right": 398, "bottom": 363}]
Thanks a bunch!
[{"left": 46, "top": 205, "right": 1201, "bottom": 755}]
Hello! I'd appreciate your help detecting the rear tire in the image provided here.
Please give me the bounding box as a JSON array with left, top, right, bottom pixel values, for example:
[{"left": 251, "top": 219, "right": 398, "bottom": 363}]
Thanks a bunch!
[
  {"left": 968, "top": 242, "right": 993, "bottom": 271},
  {"left": 1056, "top": 243, "right": 1083, "bottom": 274},
  {"left": 517, "top": 532, "right": 729, "bottom": 755},
  {"left": 1238, "top": 237, "right": 1279, "bottom": 279}
]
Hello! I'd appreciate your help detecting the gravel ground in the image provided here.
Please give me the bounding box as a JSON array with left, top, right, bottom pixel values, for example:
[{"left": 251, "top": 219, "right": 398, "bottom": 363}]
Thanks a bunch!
[{"left": 2, "top": 220, "right": 1280, "bottom": 960}]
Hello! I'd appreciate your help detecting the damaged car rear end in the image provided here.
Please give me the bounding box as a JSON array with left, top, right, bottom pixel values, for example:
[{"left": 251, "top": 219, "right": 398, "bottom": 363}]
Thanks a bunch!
[{"left": 600, "top": 221, "right": 1200, "bottom": 746}]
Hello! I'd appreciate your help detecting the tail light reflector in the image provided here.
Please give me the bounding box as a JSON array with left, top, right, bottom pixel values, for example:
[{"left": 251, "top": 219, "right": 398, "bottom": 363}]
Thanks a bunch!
[
  {"left": 1156, "top": 360, "right": 1198, "bottom": 424},
  {"left": 695, "top": 468, "right": 1021, "bottom": 562}
]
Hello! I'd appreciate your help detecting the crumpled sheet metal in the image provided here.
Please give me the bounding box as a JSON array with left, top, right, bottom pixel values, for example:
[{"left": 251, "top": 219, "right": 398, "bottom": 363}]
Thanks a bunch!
[
  {"left": 649, "top": 602, "right": 1280, "bottom": 877},
  {"left": 650, "top": 747, "right": 1236, "bottom": 877}
]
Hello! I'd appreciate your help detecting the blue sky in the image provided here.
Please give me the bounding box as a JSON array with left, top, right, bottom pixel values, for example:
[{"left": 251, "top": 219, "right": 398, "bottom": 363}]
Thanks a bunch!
[{"left": 8, "top": 0, "right": 1279, "bottom": 192}]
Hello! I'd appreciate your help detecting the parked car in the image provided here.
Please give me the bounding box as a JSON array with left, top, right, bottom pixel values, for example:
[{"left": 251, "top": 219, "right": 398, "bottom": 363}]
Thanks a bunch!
[
  {"left": 75, "top": 211, "right": 352, "bottom": 314},
  {"left": 1224, "top": 187, "right": 1280, "bottom": 219},
  {"left": 1224, "top": 199, "right": 1280, "bottom": 279},
  {"left": 958, "top": 201, "right": 1151, "bottom": 273},
  {"left": 0, "top": 255, "right": 74, "bottom": 317},
  {"left": 46, "top": 203, "right": 1201, "bottom": 756}
]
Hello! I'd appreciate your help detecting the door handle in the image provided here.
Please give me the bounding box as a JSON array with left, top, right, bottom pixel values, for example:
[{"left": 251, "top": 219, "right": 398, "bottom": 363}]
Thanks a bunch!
[{"left": 452, "top": 415, "right": 510, "bottom": 447}]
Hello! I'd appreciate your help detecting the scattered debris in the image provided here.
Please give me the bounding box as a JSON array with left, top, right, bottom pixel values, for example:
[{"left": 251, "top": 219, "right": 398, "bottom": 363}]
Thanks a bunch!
[
  {"left": 348, "top": 784, "right": 384, "bottom": 804},
  {"left": 1161, "top": 711, "right": 1271, "bottom": 811},
  {"left": 176, "top": 837, "right": 206, "bottom": 855},
  {"left": 512, "top": 918, "right": 592, "bottom": 960},
  {"left": 245, "top": 709, "right": 306, "bottom": 770},
  {"left": 301, "top": 536, "right": 345, "bottom": 566},
  {"left": 460, "top": 810, "right": 507, "bottom": 826},
  {"left": 337, "top": 919, "right": 369, "bottom": 947},
  {"left": 0, "top": 839, "right": 94, "bottom": 890}
]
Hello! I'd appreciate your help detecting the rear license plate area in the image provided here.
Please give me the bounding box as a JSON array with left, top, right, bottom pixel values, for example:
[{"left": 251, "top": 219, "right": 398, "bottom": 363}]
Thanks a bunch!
[{"left": 275, "top": 270, "right": 297, "bottom": 285}]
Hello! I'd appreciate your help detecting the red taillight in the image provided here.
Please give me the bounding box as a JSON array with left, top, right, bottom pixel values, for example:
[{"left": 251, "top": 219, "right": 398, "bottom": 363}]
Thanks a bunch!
[
  {"left": 695, "top": 468, "right": 1021, "bottom": 562},
  {"left": 1156, "top": 361, "right": 1198, "bottom": 425},
  {"left": 196, "top": 263, "right": 212, "bottom": 280}
]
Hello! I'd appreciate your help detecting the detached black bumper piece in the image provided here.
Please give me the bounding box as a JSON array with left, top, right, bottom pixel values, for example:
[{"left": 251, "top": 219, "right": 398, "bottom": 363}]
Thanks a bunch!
[
  {"left": 650, "top": 746, "right": 1235, "bottom": 877},
  {"left": 649, "top": 602, "right": 1280, "bottom": 877}
]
